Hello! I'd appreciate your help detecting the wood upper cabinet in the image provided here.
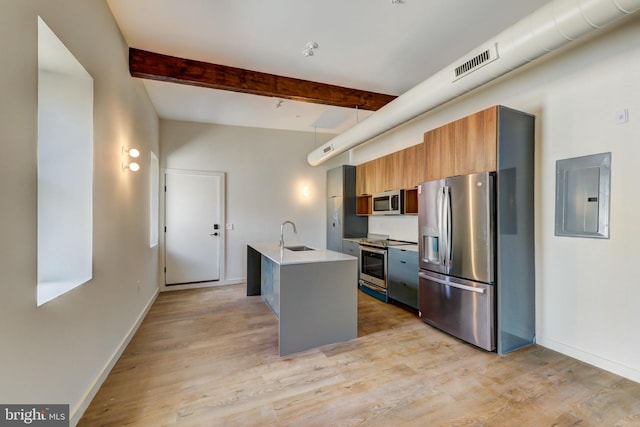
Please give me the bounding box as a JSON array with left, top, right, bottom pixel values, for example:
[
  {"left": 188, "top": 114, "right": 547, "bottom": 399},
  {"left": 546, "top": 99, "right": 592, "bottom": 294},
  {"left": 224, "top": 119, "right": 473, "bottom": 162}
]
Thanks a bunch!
[
  {"left": 424, "top": 106, "right": 498, "bottom": 181},
  {"left": 375, "top": 151, "right": 401, "bottom": 192},
  {"left": 356, "top": 161, "right": 376, "bottom": 215},
  {"left": 399, "top": 143, "right": 425, "bottom": 189},
  {"left": 424, "top": 123, "right": 455, "bottom": 181},
  {"left": 356, "top": 144, "right": 422, "bottom": 215},
  {"left": 454, "top": 106, "right": 497, "bottom": 175},
  {"left": 354, "top": 105, "right": 522, "bottom": 215},
  {"left": 355, "top": 163, "right": 367, "bottom": 196},
  {"left": 356, "top": 160, "right": 377, "bottom": 196}
]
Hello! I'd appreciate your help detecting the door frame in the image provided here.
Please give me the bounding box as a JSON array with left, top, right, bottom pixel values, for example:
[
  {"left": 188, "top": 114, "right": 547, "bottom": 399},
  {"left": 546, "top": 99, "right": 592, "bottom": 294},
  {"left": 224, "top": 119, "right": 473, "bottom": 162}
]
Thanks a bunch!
[{"left": 160, "top": 168, "right": 226, "bottom": 292}]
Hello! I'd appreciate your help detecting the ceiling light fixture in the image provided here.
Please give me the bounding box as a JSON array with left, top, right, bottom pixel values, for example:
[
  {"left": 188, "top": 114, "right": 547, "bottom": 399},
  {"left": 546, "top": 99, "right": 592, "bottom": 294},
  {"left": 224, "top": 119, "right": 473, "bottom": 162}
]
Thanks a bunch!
[{"left": 302, "top": 42, "right": 318, "bottom": 57}]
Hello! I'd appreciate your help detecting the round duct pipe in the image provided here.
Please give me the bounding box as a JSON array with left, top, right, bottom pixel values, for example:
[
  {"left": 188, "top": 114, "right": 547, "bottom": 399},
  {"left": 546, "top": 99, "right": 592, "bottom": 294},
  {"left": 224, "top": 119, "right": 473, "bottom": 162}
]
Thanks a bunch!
[{"left": 307, "top": 0, "right": 640, "bottom": 166}]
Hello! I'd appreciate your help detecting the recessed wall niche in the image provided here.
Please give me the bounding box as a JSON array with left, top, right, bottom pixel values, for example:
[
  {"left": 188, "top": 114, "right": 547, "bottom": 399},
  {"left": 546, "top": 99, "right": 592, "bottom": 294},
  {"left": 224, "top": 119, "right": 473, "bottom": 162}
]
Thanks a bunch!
[{"left": 37, "top": 17, "right": 94, "bottom": 306}]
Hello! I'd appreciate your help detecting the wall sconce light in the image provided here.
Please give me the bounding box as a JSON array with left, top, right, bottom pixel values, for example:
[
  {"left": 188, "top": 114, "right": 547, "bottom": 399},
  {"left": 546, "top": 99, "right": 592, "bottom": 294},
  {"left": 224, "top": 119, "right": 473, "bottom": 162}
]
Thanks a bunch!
[{"left": 122, "top": 146, "right": 140, "bottom": 172}]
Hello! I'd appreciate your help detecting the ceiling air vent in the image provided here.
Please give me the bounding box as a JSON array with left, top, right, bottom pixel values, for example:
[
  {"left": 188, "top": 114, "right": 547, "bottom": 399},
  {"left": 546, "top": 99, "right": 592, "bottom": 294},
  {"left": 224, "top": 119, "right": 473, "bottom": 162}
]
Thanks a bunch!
[
  {"left": 453, "top": 44, "right": 499, "bottom": 81},
  {"left": 322, "top": 144, "right": 334, "bottom": 154}
]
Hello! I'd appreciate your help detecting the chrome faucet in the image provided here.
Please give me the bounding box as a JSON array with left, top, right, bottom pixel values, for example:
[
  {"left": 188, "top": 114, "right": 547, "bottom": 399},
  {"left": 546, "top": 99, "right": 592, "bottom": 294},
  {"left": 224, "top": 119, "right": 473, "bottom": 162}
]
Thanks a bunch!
[{"left": 280, "top": 220, "right": 297, "bottom": 248}]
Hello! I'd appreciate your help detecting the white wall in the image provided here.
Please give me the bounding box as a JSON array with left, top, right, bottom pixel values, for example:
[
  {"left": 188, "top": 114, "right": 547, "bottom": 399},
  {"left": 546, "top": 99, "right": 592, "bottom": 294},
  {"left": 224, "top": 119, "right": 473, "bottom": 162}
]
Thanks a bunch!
[
  {"left": 368, "top": 215, "right": 418, "bottom": 242},
  {"left": 0, "top": 1, "right": 160, "bottom": 424},
  {"left": 160, "top": 120, "right": 346, "bottom": 284},
  {"left": 350, "top": 15, "right": 640, "bottom": 382}
]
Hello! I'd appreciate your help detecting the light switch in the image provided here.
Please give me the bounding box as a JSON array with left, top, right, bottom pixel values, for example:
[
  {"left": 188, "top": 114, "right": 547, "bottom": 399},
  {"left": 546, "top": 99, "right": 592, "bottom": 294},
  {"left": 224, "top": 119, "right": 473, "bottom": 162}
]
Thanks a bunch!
[
  {"left": 226, "top": 223, "right": 234, "bottom": 230},
  {"left": 614, "top": 108, "right": 628, "bottom": 124}
]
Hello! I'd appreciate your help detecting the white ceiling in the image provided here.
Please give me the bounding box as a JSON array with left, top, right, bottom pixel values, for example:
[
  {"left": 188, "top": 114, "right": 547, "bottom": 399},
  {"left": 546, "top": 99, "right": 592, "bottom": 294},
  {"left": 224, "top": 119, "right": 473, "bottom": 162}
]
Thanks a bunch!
[{"left": 106, "top": 0, "right": 549, "bottom": 134}]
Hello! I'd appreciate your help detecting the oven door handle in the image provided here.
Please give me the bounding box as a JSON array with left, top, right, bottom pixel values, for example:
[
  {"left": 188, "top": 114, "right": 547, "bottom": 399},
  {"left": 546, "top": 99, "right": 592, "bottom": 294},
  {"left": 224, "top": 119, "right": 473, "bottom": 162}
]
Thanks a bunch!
[
  {"left": 418, "top": 272, "right": 485, "bottom": 294},
  {"left": 360, "top": 246, "right": 386, "bottom": 255}
]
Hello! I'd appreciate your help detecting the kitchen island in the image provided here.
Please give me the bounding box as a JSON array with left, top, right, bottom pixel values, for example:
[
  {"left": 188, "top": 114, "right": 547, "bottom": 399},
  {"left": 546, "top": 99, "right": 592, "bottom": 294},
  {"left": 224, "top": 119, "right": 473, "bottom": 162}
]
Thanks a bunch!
[{"left": 246, "top": 242, "right": 357, "bottom": 356}]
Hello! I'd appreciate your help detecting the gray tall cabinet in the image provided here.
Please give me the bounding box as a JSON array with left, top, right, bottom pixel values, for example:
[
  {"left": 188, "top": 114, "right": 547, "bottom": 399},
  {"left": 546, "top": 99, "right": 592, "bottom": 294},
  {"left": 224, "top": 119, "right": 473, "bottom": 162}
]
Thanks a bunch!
[
  {"left": 495, "top": 106, "right": 536, "bottom": 355},
  {"left": 327, "top": 165, "right": 368, "bottom": 251}
]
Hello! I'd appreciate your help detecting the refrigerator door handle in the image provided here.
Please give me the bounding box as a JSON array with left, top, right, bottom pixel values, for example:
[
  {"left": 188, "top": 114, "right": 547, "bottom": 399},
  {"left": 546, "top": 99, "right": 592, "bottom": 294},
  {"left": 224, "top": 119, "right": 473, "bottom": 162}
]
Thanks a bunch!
[
  {"left": 436, "top": 187, "right": 445, "bottom": 266},
  {"left": 419, "top": 272, "right": 486, "bottom": 294},
  {"left": 443, "top": 185, "right": 452, "bottom": 267}
]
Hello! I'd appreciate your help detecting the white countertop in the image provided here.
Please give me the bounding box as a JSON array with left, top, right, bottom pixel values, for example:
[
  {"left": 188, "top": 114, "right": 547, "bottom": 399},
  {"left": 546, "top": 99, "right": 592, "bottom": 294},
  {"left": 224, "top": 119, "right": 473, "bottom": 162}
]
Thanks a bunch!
[
  {"left": 343, "top": 237, "right": 419, "bottom": 252},
  {"left": 248, "top": 242, "right": 356, "bottom": 266},
  {"left": 391, "top": 244, "right": 419, "bottom": 252}
]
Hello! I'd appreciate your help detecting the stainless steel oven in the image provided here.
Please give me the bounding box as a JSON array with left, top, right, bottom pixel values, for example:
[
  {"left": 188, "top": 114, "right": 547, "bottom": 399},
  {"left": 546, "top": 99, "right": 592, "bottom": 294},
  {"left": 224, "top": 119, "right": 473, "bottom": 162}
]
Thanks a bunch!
[
  {"left": 359, "top": 245, "right": 387, "bottom": 294},
  {"left": 358, "top": 238, "right": 413, "bottom": 300}
]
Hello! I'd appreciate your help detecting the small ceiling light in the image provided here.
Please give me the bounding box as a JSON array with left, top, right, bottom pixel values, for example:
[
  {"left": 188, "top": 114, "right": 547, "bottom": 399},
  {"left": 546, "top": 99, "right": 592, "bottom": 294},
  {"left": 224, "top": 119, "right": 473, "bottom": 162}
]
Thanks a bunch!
[
  {"left": 122, "top": 146, "right": 141, "bottom": 172},
  {"left": 302, "top": 41, "right": 318, "bottom": 57}
]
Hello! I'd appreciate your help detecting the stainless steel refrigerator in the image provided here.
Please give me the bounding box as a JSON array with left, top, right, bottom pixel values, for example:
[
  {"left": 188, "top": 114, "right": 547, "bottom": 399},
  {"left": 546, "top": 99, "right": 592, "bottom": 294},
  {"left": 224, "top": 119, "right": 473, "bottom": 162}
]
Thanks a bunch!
[{"left": 418, "top": 172, "right": 497, "bottom": 351}]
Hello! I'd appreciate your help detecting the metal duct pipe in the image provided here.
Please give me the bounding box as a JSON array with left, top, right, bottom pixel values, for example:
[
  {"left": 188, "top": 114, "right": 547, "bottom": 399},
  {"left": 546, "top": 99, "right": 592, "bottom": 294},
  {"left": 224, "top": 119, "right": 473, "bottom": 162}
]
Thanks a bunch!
[{"left": 307, "top": 0, "right": 640, "bottom": 166}]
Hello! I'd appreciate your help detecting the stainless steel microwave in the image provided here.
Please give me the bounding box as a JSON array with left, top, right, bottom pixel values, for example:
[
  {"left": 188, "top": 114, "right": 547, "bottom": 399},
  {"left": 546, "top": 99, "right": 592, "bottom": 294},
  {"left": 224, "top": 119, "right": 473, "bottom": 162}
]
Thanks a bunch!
[{"left": 372, "top": 190, "right": 404, "bottom": 215}]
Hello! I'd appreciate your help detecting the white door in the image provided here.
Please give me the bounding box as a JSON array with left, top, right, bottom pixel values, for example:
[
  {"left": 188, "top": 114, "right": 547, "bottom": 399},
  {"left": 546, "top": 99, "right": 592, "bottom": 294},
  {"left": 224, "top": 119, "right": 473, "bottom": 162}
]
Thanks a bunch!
[{"left": 164, "top": 170, "right": 223, "bottom": 285}]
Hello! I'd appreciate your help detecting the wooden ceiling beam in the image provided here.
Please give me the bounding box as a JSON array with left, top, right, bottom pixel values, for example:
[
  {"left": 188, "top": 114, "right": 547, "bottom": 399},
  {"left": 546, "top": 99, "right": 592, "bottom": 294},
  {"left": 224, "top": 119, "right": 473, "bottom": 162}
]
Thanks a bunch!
[{"left": 129, "top": 48, "right": 397, "bottom": 111}]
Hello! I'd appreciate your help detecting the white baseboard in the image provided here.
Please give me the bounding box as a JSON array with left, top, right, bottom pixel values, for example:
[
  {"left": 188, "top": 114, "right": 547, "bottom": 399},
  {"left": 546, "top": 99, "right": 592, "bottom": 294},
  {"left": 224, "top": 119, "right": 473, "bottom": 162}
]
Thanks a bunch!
[
  {"left": 537, "top": 336, "right": 640, "bottom": 384},
  {"left": 70, "top": 288, "right": 159, "bottom": 426},
  {"left": 160, "top": 277, "right": 245, "bottom": 292}
]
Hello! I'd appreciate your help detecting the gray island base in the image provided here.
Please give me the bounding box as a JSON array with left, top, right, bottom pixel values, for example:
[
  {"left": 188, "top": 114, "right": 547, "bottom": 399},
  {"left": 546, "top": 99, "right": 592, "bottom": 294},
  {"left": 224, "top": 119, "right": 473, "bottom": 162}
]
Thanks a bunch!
[{"left": 247, "top": 242, "right": 357, "bottom": 356}]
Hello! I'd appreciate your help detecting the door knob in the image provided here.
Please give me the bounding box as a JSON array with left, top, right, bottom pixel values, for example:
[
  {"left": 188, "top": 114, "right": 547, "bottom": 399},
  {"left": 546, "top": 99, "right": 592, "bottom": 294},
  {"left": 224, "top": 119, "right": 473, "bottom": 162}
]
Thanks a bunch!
[{"left": 210, "top": 232, "right": 219, "bottom": 236}]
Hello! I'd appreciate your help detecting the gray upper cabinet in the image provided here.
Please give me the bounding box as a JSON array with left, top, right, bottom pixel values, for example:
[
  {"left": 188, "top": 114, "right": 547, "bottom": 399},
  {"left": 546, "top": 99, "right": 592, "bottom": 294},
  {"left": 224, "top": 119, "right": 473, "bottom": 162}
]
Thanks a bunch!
[
  {"left": 327, "top": 165, "right": 368, "bottom": 252},
  {"left": 327, "top": 165, "right": 344, "bottom": 198}
]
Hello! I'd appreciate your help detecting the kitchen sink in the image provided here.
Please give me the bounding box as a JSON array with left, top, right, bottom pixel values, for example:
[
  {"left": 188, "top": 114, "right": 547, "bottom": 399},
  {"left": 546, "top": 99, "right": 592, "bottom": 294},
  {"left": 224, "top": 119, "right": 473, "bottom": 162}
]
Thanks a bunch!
[{"left": 284, "top": 245, "right": 315, "bottom": 252}]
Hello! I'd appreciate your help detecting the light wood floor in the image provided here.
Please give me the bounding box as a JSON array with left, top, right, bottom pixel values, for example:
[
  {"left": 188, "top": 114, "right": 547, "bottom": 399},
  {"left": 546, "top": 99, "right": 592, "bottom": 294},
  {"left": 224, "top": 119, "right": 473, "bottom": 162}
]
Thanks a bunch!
[{"left": 80, "top": 284, "right": 640, "bottom": 426}]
